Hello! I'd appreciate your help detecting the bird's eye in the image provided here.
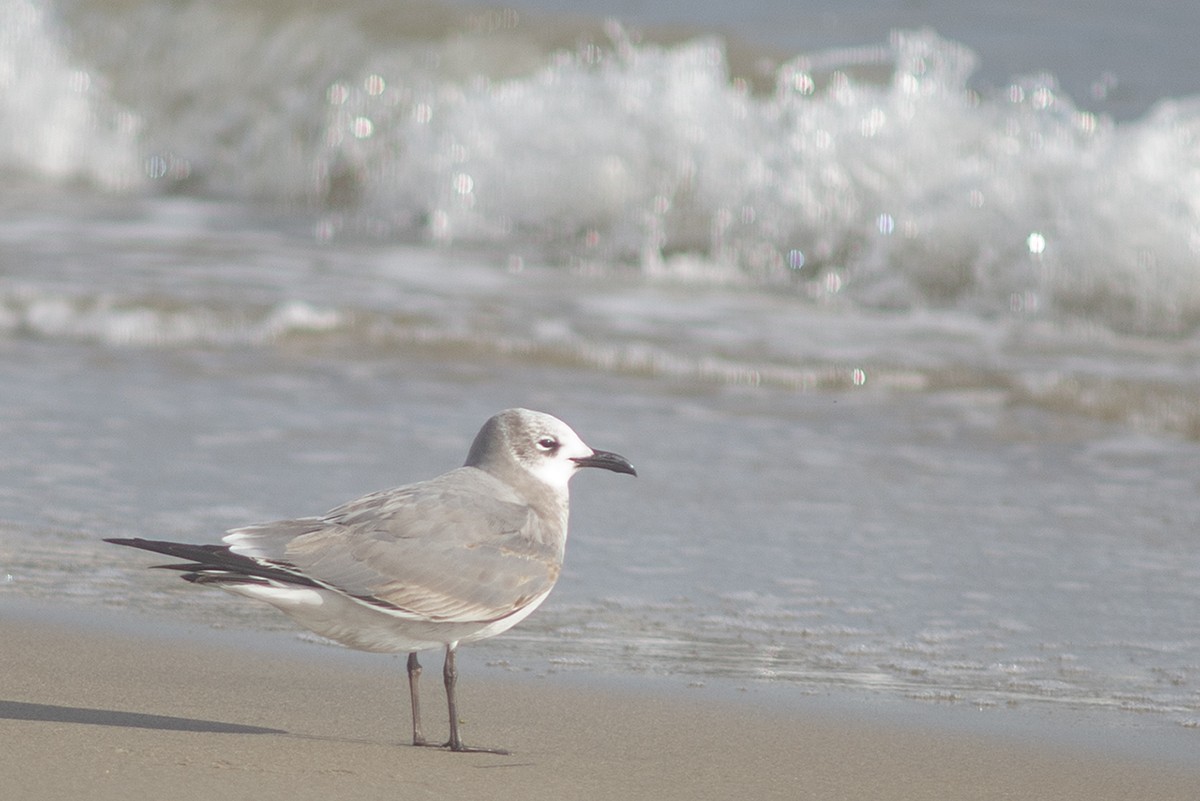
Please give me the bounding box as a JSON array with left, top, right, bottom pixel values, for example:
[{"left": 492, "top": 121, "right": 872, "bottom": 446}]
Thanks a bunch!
[{"left": 536, "top": 437, "right": 559, "bottom": 452}]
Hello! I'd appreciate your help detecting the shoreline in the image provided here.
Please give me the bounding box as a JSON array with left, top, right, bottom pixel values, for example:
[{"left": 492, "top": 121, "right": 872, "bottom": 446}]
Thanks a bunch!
[{"left": 3, "top": 599, "right": 1199, "bottom": 800}]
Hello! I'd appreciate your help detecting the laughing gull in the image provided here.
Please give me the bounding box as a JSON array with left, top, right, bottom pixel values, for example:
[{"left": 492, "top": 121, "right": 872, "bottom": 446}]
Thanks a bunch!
[{"left": 106, "top": 408, "right": 636, "bottom": 753}]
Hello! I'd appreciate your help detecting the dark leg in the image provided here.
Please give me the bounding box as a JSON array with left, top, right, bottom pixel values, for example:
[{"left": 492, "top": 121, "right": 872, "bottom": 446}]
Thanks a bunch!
[
  {"left": 407, "top": 652, "right": 426, "bottom": 746},
  {"left": 443, "top": 643, "right": 464, "bottom": 750},
  {"left": 441, "top": 642, "right": 509, "bottom": 754}
]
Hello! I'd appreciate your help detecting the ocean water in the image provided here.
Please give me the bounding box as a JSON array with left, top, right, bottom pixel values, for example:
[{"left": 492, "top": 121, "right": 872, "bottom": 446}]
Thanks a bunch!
[{"left": 3, "top": 0, "right": 1200, "bottom": 740}]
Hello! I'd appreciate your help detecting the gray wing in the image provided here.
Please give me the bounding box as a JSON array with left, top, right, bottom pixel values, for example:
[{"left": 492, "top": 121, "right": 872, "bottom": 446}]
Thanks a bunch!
[{"left": 223, "top": 467, "right": 563, "bottom": 624}]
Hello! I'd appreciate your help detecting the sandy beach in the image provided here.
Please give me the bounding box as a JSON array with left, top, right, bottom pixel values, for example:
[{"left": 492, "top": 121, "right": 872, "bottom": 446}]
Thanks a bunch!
[{"left": 1, "top": 601, "right": 1196, "bottom": 801}]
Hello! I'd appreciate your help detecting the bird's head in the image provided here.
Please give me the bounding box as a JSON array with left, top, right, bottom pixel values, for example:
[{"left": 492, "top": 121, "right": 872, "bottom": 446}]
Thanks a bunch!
[{"left": 465, "top": 408, "right": 636, "bottom": 490}]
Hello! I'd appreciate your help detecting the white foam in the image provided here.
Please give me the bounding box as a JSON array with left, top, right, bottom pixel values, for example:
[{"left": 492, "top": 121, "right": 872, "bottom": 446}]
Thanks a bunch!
[
  {"left": 308, "top": 26, "right": 1200, "bottom": 333},
  {"left": 0, "top": 0, "right": 141, "bottom": 188},
  {"left": 0, "top": 287, "right": 344, "bottom": 347},
  {"left": 5, "top": 5, "right": 1199, "bottom": 333}
]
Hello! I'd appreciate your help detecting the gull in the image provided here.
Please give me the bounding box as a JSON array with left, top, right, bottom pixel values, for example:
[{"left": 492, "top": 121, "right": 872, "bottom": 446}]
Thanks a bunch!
[{"left": 105, "top": 408, "right": 636, "bottom": 753}]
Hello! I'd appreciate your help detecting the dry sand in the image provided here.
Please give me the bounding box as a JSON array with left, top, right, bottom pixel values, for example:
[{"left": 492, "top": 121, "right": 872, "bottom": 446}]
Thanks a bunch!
[{"left": 2, "top": 602, "right": 1197, "bottom": 801}]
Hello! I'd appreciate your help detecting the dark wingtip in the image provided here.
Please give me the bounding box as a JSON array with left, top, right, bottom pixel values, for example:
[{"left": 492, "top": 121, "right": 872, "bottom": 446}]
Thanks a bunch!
[{"left": 105, "top": 537, "right": 322, "bottom": 589}]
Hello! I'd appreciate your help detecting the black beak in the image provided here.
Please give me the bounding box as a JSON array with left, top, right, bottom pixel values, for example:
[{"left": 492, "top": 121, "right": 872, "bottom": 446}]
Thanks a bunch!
[{"left": 572, "top": 449, "right": 637, "bottom": 477}]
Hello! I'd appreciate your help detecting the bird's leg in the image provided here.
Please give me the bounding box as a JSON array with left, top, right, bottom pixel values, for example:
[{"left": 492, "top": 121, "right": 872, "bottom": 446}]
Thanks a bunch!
[
  {"left": 441, "top": 642, "right": 510, "bottom": 754},
  {"left": 407, "top": 652, "right": 427, "bottom": 746},
  {"left": 443, "top": 642, "right": 464, "bottom": 750}
]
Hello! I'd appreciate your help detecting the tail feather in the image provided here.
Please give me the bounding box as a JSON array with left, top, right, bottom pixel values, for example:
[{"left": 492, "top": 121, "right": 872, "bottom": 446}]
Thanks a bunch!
[{"left": 104, "top": 537, "right": 320, "bottom": 588}]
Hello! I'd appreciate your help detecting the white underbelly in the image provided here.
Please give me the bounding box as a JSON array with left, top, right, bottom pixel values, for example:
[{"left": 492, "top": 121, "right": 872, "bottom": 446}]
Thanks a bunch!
[{"left": 221, "top": 583, "right": 551, "bottom": 653}]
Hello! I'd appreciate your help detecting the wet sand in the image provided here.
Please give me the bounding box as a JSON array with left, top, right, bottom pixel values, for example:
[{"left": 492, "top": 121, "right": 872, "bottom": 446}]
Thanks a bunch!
[{"left": 2, "top": 603, "right": 1197, "bottom": 801}]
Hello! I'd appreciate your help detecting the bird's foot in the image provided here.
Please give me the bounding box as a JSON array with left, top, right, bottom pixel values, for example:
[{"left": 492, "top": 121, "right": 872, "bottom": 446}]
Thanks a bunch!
[
  {"left": 412, "top": 738, "right": 510, "bottom": 755},
  {"left": 451, "top": 742, "right": 511, "bottom": 755}
]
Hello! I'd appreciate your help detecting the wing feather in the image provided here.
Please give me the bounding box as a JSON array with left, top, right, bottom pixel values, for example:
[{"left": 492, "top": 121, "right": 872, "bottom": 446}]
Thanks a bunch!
[{"left": 223, "top": 467, "right": 564, "bottom": 624}]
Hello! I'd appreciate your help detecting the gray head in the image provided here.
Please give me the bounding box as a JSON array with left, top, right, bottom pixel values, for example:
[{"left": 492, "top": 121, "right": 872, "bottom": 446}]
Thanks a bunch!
[{"left": 465, "top": 409, "right": 636, "bottom": 490}]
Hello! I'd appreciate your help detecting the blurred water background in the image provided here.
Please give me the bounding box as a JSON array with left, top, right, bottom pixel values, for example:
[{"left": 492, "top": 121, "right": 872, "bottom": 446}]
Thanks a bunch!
[{"left": 2, "top": 0, "right": 1199, "bottom": 742}]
